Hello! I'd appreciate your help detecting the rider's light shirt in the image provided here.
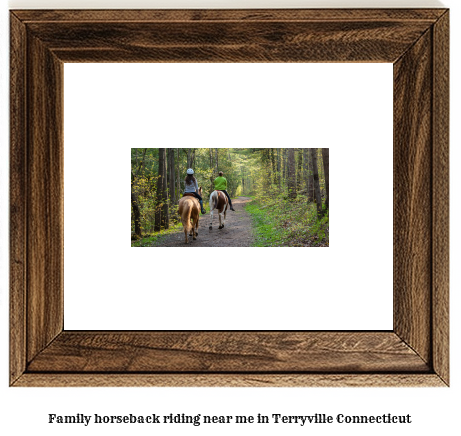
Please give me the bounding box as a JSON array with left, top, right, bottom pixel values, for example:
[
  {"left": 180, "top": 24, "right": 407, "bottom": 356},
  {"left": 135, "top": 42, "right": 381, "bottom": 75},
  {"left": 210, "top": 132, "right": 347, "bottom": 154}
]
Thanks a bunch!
[
  {"left": 184, "top": 179, "right": 199, "bottom": 193},
  {"left": 214, "top": 176, "right": 227, "bottom": 191}
]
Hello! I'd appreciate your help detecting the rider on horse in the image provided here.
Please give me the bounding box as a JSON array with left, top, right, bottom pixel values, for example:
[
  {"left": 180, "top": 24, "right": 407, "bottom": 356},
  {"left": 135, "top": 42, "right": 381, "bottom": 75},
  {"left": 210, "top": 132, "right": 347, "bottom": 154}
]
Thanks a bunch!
[
  {"left": 184, "top": 168, "right": 206, "bottom": 214},
  {"left": 214, "top": 171, "right": 235, "bottom": 211}
]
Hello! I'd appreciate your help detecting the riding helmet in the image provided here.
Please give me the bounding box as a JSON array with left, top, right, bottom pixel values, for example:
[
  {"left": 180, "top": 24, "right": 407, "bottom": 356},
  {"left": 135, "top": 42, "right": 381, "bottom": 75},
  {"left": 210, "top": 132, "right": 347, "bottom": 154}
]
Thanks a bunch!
[{"left": 186, "top": 168, "right": 194, "bottom": 175}]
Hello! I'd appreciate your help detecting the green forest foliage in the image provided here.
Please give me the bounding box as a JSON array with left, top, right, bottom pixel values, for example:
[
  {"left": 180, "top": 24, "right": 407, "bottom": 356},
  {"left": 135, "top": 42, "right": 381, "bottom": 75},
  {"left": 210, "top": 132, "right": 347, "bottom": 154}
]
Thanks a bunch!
[
  {"left": 131, "top": 148, "right": 328, "bottom": 246},
  {"left": 246, "top": 195, "right": 329, "bottom": 247}
]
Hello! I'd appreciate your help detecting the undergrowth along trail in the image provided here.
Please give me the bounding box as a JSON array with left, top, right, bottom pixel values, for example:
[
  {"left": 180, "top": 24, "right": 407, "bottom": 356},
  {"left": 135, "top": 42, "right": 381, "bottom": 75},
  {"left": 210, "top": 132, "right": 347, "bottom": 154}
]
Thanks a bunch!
[{"left": 245, "top": 194, "right": 329, "bottom": 247}]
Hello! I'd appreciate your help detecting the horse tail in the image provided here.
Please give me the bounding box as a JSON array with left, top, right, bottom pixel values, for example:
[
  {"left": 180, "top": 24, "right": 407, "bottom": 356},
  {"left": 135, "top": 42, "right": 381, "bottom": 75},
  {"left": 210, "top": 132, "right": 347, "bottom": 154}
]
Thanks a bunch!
[
  {"left": 185, "top": 203, "right": 193, "bottom": 234},
  {"left": 209, "top": 191, "right": 216, "bottom": 212},
  {"left": 179, "top": 200, "right": 193, "bottom": 235}
]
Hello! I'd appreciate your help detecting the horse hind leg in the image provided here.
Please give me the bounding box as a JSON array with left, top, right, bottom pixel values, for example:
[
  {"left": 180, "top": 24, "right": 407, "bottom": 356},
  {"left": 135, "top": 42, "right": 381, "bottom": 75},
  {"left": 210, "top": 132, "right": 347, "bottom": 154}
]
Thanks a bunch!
[
  {"left": 194, "top": 218, "right": 199, "bottom": 240},
  {"left": 182, "top": 216, "right": 192, "bottom": 244},
  {"left": 219, "top": 210, "right": 224, "bottom": 229},
  {"left": 220, "top": 207, "right": 228, "bottom": 229},
  {"left": 209, "top": 193, "right": 215, "bottom": 230},
  {"left": 209, "top": 209, "right": 214, "bottom": 230},
  {"left": 183, "top": 223, "right": 189, "bottom": 244},
  {"left": 192, "top": 216, "right": 197, "bottom": 240}
]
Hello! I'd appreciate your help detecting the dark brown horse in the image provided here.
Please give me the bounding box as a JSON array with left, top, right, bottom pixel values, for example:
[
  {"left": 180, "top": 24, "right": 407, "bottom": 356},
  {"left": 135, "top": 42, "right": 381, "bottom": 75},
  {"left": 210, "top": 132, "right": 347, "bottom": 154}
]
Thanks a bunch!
[
  {"left": 209, "top": 190, "right": 228, "bottom": 230},
  {"left": 178, "top": 187, "right": 202, "bottom": 244}
]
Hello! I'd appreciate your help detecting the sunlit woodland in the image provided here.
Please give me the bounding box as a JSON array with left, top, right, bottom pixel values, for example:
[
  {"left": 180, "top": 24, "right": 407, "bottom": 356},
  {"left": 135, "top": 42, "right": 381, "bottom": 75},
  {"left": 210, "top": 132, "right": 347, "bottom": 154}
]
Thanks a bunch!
[{"left": 131, "top": 148, "right": 329, "bottom": 247}]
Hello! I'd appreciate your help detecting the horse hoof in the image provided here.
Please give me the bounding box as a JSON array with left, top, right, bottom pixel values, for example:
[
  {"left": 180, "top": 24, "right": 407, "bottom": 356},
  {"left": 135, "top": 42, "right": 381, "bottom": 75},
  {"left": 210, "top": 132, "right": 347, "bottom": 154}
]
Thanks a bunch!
[{"left": 209, "top": 226, "right": 212, "bottom": 230}]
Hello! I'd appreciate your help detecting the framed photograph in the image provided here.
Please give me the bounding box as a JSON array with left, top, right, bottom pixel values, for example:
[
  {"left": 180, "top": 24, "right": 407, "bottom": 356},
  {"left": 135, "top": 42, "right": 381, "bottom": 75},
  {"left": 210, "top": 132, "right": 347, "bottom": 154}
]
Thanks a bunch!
[{"left": 10, "top": 9, "right": 449, "bottom": 386}]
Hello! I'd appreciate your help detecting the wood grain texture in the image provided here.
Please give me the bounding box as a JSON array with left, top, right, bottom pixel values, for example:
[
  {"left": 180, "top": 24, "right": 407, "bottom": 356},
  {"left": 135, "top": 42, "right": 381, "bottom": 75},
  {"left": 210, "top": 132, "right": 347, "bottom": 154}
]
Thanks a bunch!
[
  {"left": 13, "top": 373, "right": 446, "bottom": 388},
  {"left": 27, "top": 332, "right": 429, "bottom": 373},
  {"left": 13, "top": 9, "right": 446, "bottom": 64},
  {"left": 9, "top": 9, "right": 449, "bottom": 387},
  {"left": 9, "top": 13, "right": 27, "bottom": 386},
  {"left": 432, "top": 11, "right": 449, "bottom": 385},
  {"left": 12, "top": 9, "right": 447, "bottom": 22},
  {"left": 26, "top": 34, "right": 64, "bottom": 361},
  {"left": 26, "top": 20, "right": 432, "bottom": 63},
  {"left": 393, "top": 29, "right": 433, "bottom": 365}
]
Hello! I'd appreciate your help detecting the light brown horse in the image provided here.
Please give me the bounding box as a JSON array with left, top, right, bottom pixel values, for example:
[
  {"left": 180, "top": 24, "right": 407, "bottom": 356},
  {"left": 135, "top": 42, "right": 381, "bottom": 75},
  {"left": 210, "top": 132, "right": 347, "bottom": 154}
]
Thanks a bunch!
[
  {"left": 178, "top": 187, "right": 202, "bottom": 244},
  {"left": 209, "top": 190, "right": 229, "bottom": 230}
]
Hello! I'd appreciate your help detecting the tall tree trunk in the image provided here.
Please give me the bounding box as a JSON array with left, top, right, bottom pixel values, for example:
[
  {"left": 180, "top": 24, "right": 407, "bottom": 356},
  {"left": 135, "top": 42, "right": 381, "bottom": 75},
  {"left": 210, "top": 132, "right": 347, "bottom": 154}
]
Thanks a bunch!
[
  {"left": 287, "top": 148, "right": 296, "bottom": 200},
  {"left": 270, "top": 148, "right": 276, "bottom": 185},
  {"left": 209, "top": 148, "right": 214, "bottom": 193},
  {"left": 168, "top": 148, "right": 175, "bottom": 205},
  {"left": 283, "top": 148, "right": 288, "bottom": 181},
  {"left": 154, "top": 149, "right": 163, "bottom": 231},
  {"left": 176, "top": 148, "right": 181, "bottom": 200},
  {"left": 303, "top": 148, "right": 309, "bottom": 195},
  {"left": 317, "top": 149, "right": 324, "bottom": 195},
  {"left": 296, "top": 149, "right": 302, "bottom": 192},
  {"left": 154, "top": 148, "right": 169, "bottom": 230},
  {"left": 131, "top": 191, "right": 142, "bottom": 237},
  {"left": 310, "top": 148, "right": 323, "bottom": 217},
  {"left": 265, "top": 149, "right": 272, "bottom": 185},
  {"left": 131, "top": 149, "right": 147, "bottom": 236},
  {"left": 191, "top": 148, "right": 196, "bottom": 168},
  {"left": 277, "top": 148, "right": 281, "bottom": 188},
  {"left": 307, "top": 148, "right": 314, "bottom": 202},
  {"left": 162, "top": 149, "right": 169, "bottom": 227},
  {"left": 322, "top": 148, "right": 329, "bottom": 210}
]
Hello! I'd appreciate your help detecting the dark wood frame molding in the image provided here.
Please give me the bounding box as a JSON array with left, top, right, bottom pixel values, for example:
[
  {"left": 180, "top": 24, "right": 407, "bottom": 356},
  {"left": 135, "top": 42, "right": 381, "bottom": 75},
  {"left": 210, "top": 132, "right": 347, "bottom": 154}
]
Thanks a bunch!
[{"left": 10, "top": 9, "right": 449, "bottom": 387}]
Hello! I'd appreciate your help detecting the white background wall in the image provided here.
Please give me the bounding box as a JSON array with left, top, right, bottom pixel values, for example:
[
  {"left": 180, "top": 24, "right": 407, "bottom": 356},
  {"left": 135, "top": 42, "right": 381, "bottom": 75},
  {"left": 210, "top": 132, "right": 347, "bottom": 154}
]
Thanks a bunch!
[
  {"left": 0, "top": 1, "right": 458, "bottom": 436},
  {"left": 63, "top": 62, "right": 393, "bottom": 331}
]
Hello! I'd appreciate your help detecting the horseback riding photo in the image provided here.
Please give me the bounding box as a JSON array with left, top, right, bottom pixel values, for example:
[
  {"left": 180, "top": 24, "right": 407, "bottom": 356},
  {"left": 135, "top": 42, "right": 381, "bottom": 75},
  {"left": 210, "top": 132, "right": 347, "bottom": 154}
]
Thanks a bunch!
[{"left": 131, "top": 148, "right": 329, "bottom": 247}]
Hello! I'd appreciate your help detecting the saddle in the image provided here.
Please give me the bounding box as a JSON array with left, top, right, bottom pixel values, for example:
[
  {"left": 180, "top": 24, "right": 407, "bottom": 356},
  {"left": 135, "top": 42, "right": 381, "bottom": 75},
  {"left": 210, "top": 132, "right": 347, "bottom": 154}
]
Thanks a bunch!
[{"left": 183, "top": 193, "right": 195, "bottom": 197}]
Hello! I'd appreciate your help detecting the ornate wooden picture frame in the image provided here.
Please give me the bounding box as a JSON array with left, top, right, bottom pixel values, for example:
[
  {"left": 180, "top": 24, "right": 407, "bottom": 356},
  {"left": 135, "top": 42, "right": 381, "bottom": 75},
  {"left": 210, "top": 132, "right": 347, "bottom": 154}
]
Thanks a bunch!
[{"left": 10, "top": 9, "right": 449, "bottom": 387}]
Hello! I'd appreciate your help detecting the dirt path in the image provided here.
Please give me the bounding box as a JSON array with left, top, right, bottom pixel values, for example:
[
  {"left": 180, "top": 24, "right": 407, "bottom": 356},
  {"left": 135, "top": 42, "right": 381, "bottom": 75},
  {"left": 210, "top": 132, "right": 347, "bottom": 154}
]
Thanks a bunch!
[{"left": 152, "top": 197, "right": 254, "bottom": 247}]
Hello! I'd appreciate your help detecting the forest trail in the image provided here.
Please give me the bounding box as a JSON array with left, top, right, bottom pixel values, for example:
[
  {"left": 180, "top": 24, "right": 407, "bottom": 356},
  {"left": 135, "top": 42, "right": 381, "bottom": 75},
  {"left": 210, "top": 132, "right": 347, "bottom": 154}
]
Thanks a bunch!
[{"left": 152, "top": 197, "right": 254, "bottom": 247}]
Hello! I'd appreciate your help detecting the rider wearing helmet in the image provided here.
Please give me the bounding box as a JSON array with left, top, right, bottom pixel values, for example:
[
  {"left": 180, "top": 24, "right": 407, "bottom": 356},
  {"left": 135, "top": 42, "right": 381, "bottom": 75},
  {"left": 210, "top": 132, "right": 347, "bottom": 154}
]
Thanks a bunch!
[
  {"left": 214, "top": 171, "right": 235, "bottom": 211},
  {"left": 184, "top": 168, "right": 206, "bottom": 214}
]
